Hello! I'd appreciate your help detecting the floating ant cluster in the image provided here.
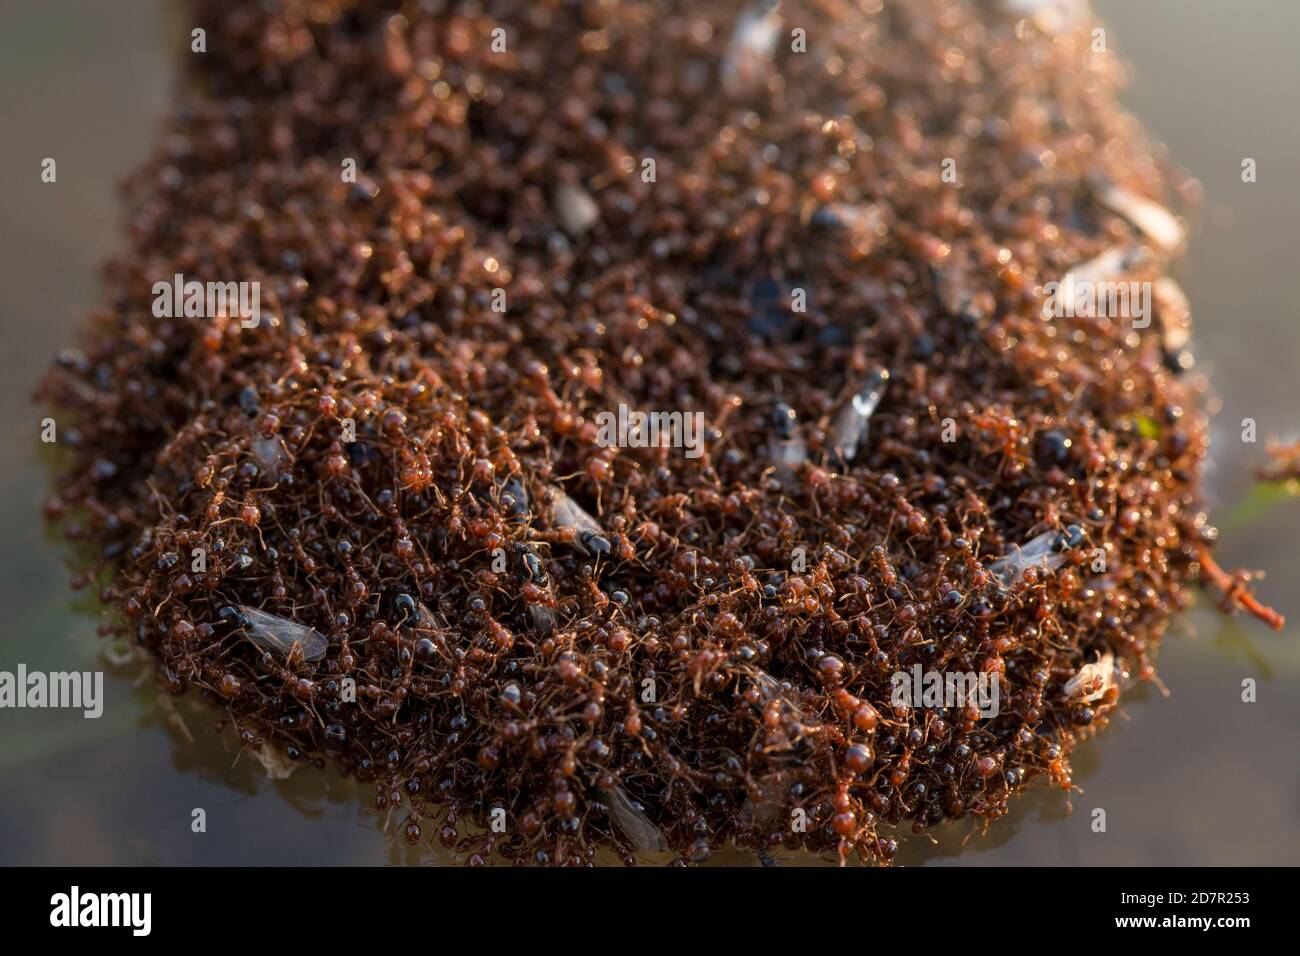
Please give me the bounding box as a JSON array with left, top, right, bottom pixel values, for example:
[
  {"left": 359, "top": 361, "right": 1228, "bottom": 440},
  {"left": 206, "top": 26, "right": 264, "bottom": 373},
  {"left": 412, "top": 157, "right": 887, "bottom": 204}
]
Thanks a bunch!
[{"left": 36, "top": 0, "right": 1252, "bottom": 864}]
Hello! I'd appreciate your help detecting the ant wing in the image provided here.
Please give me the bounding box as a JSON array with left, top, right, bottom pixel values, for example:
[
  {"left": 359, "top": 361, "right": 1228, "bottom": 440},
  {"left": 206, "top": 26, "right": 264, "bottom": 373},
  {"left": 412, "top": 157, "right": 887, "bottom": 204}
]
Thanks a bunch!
[
  {"left": 603, "top": 785, "right": 669, "bottom": 854},
  {"left": 498, "top": 476, "right": 531, "bottom": 521},
  {"left": 239, "top": 606, "right": 328, "bottom": 662},
  {"left": 545, "top": 486, "right": 610, "bottom": 554},
  {"left": 753, "top": 670, "right": 805, "bottom": 721},
  {"left": 827, "top": 369, "right": 889, "bottom": 464},
  {"left": 1063, "top": 244, "right": 1151, "bottom": 288},
  {"left": 741, "top": 768, "right": 796, "bottom": 829},
  {"left": 1064, "top": 651, "right": 1118, "bottom": 702},
  {"left": 1089, "top": 176, "right": 1185, "bottom": 253},
  {"left": 721, "top": 1, "right": 781, "bottom": 95},
  {"left": 412, "top": 601, "right": 442, "bottom": 632},
  {"left": 988, "top": 530, "right": 1068, "bottom": 585}
]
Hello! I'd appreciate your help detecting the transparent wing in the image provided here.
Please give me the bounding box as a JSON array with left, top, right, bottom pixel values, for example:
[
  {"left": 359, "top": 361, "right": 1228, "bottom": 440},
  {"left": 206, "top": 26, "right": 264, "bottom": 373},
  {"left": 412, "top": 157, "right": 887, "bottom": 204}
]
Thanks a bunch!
[
  {"left": 988, "top": 530, "right": 1068, "bottom": 585},
  {"left": 603, "top": 785, "right": 669, "bottom": 853},
  {"left": 1090, "top": 176, "right": 1185, "bottom": 253},
  {"left": 721, "top": 2, "right": 780, "bottom": 94},
  {"left": 1064, "top": 244, "right": 1151, "bottom": 288},
  {"left": 828, "top": 369, "right": 889, "bottom": 463},
  {"left": 239, "top": 606, "right": 328, "bottom": 661},
  {"left": 1064, "top": 651, "right": 1119, "bottom": 702},
  {"left": 546, "top": 486, "right": 610, "bottom": 554}
]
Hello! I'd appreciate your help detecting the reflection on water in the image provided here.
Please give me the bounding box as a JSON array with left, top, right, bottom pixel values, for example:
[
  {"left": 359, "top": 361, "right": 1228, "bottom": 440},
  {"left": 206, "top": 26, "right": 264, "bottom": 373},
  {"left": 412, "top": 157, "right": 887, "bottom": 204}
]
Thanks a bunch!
[{"left": 0, "top": 0, "right": 1297, "bottom": 865}]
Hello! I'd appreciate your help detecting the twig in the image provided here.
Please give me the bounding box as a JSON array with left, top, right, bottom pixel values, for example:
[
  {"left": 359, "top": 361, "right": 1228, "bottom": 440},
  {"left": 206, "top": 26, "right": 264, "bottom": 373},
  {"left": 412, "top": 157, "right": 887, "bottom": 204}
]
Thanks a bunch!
[{"left": 1197, "top": 544, "right": 1285, "bottom": 631}]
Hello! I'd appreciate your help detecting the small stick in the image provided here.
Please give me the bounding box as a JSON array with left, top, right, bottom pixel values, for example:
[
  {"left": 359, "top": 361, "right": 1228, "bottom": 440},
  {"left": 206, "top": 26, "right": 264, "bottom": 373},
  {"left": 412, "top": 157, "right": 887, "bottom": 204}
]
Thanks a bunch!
[{"left": 1197, "top": 544, "right": 1285, "bottom": 630}]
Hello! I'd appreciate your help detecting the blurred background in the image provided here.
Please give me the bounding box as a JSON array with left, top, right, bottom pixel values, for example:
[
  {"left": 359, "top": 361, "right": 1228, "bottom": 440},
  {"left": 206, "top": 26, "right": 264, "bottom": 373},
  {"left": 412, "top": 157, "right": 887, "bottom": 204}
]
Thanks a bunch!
[{"left": 0, "top": 0, "right": 1296, "bottom": 865}]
